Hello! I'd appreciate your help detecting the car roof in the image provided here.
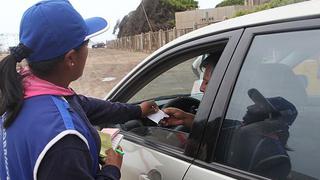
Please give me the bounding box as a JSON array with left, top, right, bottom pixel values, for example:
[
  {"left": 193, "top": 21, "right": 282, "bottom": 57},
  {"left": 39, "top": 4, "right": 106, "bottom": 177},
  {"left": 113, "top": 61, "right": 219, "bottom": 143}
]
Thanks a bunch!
[{"left": 150, "top": 0, "right": 320, "bottom": 58}]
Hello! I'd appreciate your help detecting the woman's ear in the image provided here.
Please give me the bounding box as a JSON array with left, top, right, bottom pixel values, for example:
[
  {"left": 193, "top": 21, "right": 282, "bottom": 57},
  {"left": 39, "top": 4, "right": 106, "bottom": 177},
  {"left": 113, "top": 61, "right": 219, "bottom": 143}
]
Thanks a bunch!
[{"left": 64, "top": 49, "right": 78, "bottom": 68}]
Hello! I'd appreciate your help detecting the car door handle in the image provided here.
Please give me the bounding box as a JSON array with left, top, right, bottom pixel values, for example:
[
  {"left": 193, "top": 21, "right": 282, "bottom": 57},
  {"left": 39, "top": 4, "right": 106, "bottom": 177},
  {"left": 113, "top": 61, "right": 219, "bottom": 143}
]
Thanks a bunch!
[
  {"left": 139, "top": 174, "right": 151, "bottom": 180},
  {"left": 139, "top": 169, "right": 162, "bottom": 180}
]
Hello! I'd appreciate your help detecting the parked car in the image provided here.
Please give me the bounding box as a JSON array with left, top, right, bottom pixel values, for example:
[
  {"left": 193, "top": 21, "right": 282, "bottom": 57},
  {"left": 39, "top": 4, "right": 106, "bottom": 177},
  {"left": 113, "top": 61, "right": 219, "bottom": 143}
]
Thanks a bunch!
[
  {"left": 92, "top": 42, "right": 106, "bottom": 48},
  {"left": 102, "top": 1, "right": 320, "bottom": 179}
]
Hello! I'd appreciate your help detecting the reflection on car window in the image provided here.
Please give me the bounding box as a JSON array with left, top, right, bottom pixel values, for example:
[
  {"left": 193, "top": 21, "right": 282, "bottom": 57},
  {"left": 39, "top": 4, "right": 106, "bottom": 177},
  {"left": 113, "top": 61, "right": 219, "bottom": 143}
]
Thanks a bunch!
[
  {"left": 129, "top": 127, "right": 189, "bottom": 151},
  {"left": 215, "top": 30, "right": 320, "bottom": 179}
]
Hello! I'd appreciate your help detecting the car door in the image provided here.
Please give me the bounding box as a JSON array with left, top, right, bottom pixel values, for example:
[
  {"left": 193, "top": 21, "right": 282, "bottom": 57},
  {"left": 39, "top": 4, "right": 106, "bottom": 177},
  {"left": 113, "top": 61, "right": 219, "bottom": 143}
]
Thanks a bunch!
[
  {"left": 184, "top": 17, "right": 320, "bottom": 179},
  {"left": 105, "top": 29, "right": 243, "bottom": 180}
]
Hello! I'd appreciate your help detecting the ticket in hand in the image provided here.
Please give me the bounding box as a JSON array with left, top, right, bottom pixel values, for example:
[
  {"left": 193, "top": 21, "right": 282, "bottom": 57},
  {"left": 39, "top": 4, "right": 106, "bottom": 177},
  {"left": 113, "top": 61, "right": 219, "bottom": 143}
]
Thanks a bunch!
[{"left": 147, "top": 110, "right": 169, "bottom": 124}]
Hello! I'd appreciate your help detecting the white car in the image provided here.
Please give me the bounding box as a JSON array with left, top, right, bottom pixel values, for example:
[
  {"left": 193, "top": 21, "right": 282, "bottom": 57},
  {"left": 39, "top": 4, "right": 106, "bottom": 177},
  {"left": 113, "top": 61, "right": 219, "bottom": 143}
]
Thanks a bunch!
[{"left": 103, "top": 1, "right": 320, "bottom": 179}]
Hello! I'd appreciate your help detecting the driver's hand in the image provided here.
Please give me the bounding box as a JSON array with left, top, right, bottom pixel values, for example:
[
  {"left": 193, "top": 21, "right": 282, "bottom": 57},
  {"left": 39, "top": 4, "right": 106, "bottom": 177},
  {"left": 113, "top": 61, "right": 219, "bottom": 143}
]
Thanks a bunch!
[
  {"left": 140, "top": 101, "right": 159, "bottom": 117},
  {"left": 162, "top": 107, "right": 195, "bottom": 128}
]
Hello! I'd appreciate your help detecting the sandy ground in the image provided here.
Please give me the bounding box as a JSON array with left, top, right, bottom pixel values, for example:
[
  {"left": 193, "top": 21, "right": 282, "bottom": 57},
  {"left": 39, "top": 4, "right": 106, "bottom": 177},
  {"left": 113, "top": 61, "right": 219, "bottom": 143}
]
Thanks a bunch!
[
  {"left": 0, "top": 49, "right": 150, "bottom": 99},
  {"left": 71, "top": 49, "right": 150, "bottom": 98}
]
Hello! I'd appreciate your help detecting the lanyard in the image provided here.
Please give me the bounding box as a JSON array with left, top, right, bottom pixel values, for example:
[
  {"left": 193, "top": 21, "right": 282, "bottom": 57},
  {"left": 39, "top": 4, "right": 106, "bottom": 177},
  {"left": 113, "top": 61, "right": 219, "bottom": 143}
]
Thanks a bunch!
[{"left": 1, "top": 113, "right": 10, "bottom": 180}]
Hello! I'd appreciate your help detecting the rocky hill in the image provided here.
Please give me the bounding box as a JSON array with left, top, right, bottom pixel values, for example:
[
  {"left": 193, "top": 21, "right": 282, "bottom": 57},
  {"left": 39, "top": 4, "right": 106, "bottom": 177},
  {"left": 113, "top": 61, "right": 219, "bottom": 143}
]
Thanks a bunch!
[{"left": 116, "top": 0, "right": 198, "bottom": 38}]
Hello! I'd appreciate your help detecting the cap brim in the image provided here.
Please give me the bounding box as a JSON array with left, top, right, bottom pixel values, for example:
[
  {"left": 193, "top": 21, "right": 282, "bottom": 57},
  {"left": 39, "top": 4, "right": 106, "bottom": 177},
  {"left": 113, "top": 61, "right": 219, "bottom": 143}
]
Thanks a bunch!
[{"left": 84, "top": 17, "right": 109, "bottom": 40}]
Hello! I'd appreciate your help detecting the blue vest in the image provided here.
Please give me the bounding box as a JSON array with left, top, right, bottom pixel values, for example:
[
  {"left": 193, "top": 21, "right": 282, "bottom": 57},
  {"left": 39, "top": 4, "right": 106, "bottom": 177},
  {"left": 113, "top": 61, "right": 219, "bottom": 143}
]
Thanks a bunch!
[{"left": 0, "top": 95, "right": 99, "bottom": 180}]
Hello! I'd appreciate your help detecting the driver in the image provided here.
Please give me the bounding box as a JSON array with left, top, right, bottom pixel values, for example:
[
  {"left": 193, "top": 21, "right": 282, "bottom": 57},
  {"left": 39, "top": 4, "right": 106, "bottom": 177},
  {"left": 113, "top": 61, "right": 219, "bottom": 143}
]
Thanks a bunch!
[{"left": 162, "top": 51, "right": 222, "bottom": 128}]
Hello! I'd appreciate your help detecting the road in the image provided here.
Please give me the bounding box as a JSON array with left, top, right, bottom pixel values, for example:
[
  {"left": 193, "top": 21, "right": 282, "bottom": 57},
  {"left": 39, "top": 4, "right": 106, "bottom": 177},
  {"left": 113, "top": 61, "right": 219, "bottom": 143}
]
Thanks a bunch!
[{"left": 71, "top": 49, "right": 150, "bottom": 98}]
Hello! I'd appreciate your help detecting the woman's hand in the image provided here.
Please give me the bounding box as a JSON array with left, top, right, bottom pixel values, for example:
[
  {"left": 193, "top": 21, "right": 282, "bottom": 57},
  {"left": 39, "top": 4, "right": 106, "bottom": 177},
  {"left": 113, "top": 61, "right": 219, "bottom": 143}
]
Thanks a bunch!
[
  {"left": 162, "top": 107, "right": 195, "bottom": 128},
  {"left": 104, "top": 147, "right": 123, "bottom": 169},
  {"left": 139, "top": 101, "right": 159, "bottom": 117}
]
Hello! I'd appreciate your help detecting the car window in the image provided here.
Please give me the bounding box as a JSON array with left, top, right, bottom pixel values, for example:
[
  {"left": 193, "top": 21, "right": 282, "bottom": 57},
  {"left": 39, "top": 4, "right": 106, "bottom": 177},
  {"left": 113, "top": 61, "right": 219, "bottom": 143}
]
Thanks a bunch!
[
  {"left": 120, "top": 42, "right": 227, "bottom": 151},
  {"left": 128, "top": 126, "right": 189, "bottom": 151},
  {"left": 294, "top": 60, "right": 320, "bottom": 97},
  {"left": 128, "top": 57, "right": 201, "bottom": 103},
  {"left": 214, "top": 30, "right": 320, "bottom": 179},
  {"left": 124, "top": 54, "right": 209, "bottom": 152}
]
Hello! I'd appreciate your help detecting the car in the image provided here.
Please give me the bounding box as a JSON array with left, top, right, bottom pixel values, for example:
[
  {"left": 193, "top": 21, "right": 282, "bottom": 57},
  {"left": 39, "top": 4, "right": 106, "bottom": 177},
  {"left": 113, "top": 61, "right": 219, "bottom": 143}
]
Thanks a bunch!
[
  {"left": 92, "top": 42, "right": 106, "bottom": 48},
  {"left": 101, "top": 1, "right": 320, "bottom": 179}
]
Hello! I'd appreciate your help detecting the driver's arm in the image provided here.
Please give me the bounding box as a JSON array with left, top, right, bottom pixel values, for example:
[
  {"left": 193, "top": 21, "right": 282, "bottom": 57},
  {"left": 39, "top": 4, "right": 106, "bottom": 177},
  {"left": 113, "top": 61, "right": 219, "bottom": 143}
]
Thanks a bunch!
[{"left": 162, "top": 107, "right": 195, "bottom": 128}]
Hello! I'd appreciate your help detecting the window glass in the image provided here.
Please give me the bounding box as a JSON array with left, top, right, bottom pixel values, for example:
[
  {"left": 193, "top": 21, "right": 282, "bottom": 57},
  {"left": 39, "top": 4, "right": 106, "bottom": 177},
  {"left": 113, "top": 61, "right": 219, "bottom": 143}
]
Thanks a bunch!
[
  {"left": 216, "top": 30, "right": 320, "bottom": 179},
  {"left": 123, "top": 45, "right": 226, "bottom": 151},
  {"left": 125, "top": 55, "right": 206, "bottom": 151},
  {"left": 122, "top": 54, "right": 205, "bottom": 152},
  {"left": 293, "top": 59, "right": 320, "bottom": 96},
  {"left": 129, "top": 127, "right": 189, "bottom": 151},
  {"left": 128, "top": 57, "right": 201, "bottom": 103}
]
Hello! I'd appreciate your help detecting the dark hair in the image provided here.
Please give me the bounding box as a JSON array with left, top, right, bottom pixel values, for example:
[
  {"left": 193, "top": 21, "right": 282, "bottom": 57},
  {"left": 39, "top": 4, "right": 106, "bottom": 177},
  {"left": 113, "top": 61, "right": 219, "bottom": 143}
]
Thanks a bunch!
[
  {"left": 200, "top": 50, "right": 223, "bottom": 71},
  {"left": 75, "top": 40, "right": 89, "bottom": 51},
  {"left": 0, "top": 44, "right": 32, "bottom": 128},
  {"left": 28, "top": 55, "right": 65, "bottom": 77}
]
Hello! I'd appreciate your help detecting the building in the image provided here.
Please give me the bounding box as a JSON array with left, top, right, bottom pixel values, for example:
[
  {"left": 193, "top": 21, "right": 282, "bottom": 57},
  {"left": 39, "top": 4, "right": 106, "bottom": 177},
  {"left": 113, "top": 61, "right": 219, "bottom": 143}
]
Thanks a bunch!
[{"left": 175, "top": 5, "right": 255, "bottom": 30}]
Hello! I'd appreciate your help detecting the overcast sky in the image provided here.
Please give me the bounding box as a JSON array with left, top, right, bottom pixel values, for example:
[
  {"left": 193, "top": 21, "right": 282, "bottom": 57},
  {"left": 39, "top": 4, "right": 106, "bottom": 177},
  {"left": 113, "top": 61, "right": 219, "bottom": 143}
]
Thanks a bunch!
[{"left": 0, "top": 0, "right": 223, "bottom": 42}]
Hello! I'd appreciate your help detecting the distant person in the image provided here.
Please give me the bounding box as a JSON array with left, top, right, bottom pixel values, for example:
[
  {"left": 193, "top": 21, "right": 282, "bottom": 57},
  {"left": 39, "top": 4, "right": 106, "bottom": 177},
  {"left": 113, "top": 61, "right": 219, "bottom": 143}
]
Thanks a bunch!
[
  {"left": 0, "top": 1, "right": 157, "bottom": 180},
  {"left": 162, "top": 51, "right": 222, "bottom": 128}
]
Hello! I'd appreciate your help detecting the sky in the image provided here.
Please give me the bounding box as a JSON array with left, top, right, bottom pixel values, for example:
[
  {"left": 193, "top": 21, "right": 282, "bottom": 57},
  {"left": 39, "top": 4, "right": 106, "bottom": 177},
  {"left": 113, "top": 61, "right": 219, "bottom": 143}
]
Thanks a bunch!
[{"left": 0, "top": 0, "right": 223, "bottom": 43}]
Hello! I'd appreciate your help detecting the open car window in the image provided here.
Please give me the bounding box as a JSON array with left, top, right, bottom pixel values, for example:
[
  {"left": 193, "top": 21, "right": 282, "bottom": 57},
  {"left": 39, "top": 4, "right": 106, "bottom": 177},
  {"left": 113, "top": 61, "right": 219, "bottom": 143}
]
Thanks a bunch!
[
  {"left": 122, "top": 54, "right": 207, "bottom": 151},
  {"left": 128, "top": 56, "right": 202, "bottom": 104},
  {"left": 118, "top": 42, "right": 228, "bottom": 151}
]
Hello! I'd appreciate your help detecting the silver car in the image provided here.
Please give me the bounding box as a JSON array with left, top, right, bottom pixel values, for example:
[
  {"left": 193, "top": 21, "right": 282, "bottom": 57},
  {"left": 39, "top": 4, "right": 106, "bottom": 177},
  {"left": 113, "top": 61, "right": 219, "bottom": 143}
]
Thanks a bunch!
[{"left": 103, "top": 1, "right": 320, "bottom": 179}]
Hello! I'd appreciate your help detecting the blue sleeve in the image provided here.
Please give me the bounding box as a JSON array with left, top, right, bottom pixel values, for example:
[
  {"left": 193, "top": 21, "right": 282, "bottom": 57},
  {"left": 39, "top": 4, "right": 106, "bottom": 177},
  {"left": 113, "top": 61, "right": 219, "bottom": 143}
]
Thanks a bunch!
[
  {"left": 37, "top": 135, "right": 121, "bottom": 180},
  {"left": 76, "top": 95, "right": 142, "bottom": 125}
]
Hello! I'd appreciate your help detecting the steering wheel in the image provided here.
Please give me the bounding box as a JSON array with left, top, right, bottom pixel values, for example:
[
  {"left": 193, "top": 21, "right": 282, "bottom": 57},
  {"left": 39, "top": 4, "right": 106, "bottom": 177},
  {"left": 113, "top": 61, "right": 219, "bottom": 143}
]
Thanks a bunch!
[
  {"left": 161, "top": 96, "right": 200, "bottom": 132},
  {"left": 162, "top": 96, "right": 200, "bottom": 114}
]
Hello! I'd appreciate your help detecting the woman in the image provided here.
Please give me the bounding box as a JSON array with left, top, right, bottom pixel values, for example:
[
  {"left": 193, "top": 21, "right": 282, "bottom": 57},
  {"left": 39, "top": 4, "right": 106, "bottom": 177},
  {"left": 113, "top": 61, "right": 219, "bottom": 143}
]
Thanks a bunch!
[{"left": 0, "top": 1, "right": 157, "bottom": 180}]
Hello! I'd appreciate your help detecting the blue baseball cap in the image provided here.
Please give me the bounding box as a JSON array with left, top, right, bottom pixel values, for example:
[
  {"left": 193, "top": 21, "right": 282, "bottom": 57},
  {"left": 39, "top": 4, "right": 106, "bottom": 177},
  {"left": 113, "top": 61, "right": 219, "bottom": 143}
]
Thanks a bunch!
[{"left": 19, "top": 0, "right": 109, "bottom": 62}]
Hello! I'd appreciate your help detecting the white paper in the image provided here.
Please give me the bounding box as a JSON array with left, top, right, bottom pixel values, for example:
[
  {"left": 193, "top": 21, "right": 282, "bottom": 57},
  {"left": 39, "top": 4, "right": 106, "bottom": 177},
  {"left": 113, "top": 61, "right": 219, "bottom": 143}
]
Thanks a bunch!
[
  {"left": 147, "top": 110, "right": 169, "bottom": 124},
  {"left": 112, "top": 134, "right": 124, "bottom": 150}
]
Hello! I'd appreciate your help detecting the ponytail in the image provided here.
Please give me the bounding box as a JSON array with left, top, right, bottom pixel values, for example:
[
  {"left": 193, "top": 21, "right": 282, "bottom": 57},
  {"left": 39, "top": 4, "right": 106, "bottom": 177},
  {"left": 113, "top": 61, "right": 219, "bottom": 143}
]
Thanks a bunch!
[{"left": 0, "top": 43, "right": 32, "bottom": 128}]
